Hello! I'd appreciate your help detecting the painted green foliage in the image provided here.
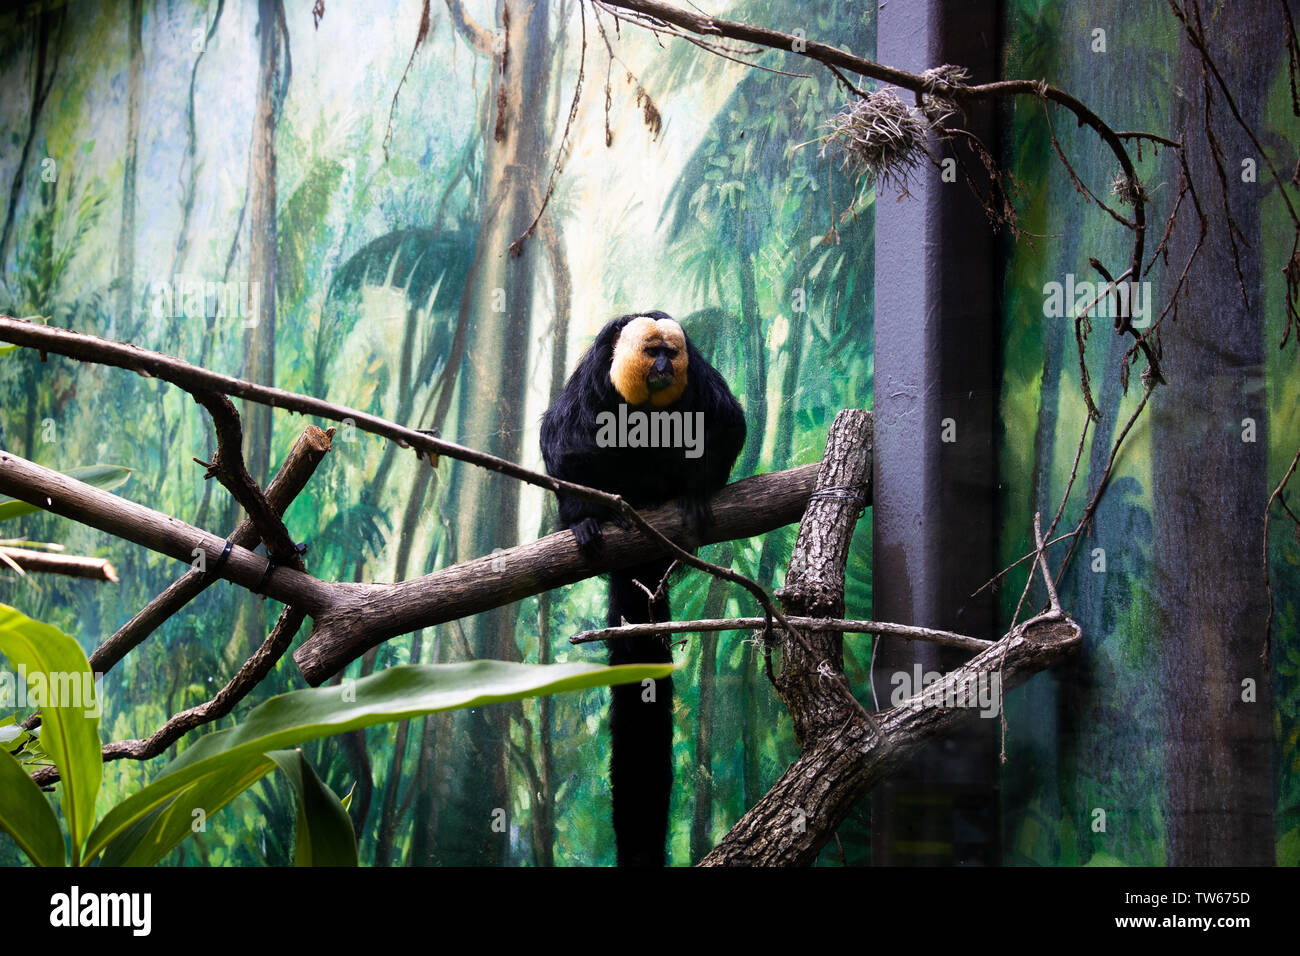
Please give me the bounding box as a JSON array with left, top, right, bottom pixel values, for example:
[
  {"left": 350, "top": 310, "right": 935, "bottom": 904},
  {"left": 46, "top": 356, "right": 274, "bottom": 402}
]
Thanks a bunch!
[
  {"left": 1000, "top": 0, "right": 1299, "bottom": 865},
  {"left": 999, "top": 0, "right": 1172, "bottom": 868}
]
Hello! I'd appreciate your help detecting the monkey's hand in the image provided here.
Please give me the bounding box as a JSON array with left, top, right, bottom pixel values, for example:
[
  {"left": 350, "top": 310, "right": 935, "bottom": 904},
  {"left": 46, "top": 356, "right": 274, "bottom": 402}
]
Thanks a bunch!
[
  {"left": 570, "top": 508, "right": 634, "bottom": 560},
  {"left": 572, "top": 517, "right": 606, "bottom": 560}
]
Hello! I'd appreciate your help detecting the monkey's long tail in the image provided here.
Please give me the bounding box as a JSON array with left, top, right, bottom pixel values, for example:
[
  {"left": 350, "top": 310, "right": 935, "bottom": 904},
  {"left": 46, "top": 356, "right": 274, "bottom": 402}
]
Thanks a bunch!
[{"left": 606, "top": 559, "right": 675, "bottom": 867}]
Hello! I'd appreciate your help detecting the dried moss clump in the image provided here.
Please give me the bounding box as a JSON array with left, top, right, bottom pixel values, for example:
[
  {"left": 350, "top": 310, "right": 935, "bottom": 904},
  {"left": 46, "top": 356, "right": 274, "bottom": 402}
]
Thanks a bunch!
[
  {"left": 1109, "top": 171, "right": 1144, "bottom": 206},
  {"left": 821, "top": 89, "right": 932, "bottom": 192}
]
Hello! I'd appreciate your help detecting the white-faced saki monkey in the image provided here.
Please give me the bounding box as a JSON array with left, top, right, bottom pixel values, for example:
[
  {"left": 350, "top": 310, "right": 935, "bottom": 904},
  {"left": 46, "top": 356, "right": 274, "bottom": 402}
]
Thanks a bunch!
[{"left": 541, "top": 311, "right": 746, "bottom": 866}]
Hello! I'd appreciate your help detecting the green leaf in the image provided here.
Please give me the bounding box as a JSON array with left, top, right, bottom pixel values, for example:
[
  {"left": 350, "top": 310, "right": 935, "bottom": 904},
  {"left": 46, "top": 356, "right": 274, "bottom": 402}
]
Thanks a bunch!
[
  {"left": 0, "top": 464, "right": 132, "bottom": 523},
  {"left": 0, "top": 748, "right": 65, "bottom": 866},
  {"left": 0, "top": 605, "right": 100, "bottom": 864},
  {"left": 270, "top": 749, "right": 357, "bottom": 867},
  {"left": 84, "top": 660, "right": 671, "bottom": 864},
  {"left": 99, "top": 746, "right": 277, "bottom": 866}
]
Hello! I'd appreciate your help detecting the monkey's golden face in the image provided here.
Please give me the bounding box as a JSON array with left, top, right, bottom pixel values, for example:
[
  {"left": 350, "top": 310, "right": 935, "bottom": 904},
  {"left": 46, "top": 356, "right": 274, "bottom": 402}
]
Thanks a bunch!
[{"left": 609, "top": 316, "right": 689, "bottom": 407}]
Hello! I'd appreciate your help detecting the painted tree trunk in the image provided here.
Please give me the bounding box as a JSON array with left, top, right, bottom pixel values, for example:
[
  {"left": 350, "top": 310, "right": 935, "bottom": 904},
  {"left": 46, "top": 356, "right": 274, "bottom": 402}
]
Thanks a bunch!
[
  {"left": 430, "top": 0, "right": 553, "bottom": 866},
  {"left": 1153, "top": 5, "right": 1277, "bottom": 866}
]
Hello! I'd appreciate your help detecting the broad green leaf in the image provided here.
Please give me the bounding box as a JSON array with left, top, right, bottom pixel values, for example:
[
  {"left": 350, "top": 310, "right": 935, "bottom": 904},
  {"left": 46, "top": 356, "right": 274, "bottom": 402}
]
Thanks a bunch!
[
  {"left": 84, "top": 660, "right": 672, "bottom": 863},
  {"left": 0, "top": 749, "right": 65, "bottom": 866},
  {"left": 100, "top": 747, "right": 277, "bottom": 867},
  {"left": 0, "top": 605, "right": 100, "bottom": 865},
  {"left": 0, "top": 721, "right": 31, "bottom": 756},
  {"left": 270, "top": 749, "right": 357, "bottom": 867},
  {"left": 0, "top": 465, "right": 133, "bottom": 523}
]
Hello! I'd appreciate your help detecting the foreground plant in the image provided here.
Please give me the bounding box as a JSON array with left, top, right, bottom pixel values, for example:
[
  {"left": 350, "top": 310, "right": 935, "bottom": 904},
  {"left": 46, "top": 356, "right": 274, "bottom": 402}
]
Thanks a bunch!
[{"left": 0, "top": 604, "right": 670, "bottom": 866}]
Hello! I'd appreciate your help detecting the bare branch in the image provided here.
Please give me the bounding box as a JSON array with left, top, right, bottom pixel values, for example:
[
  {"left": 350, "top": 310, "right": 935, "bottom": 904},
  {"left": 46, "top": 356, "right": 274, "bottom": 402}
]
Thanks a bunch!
[
  {"left": 0, "top": 546, "right": 117, "bottom": 582},
  {"left": 88, "top": 425, "right": 332, "bottom": 679},
  {"left": 595, "top": 0, "right": 1165, "bottom": 382},
  {"left": 699, "top": 613, "right": 1081, "bottom": 865},
  {"left": 192, "top": 389, "right": 302, "bottom": 566},
  {"left": 570, "top": 616, "right": 992, "bottom": 654}
]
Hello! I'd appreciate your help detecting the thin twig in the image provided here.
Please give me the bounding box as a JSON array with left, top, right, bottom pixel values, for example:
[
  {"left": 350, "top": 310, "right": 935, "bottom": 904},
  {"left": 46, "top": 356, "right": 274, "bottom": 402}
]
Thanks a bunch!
[
  {"left": 594, "top": 0, "right": 1166, "bottom": 382},
  {"left": 1055, "top": 383, "right": 1155, "bottom": 586},
  {"left": 1033, "top": 512, "right": 1061, "bottom": 613},
  {"left": 571, "top": 615, "right": 991, "bottom": 653},
  {"left": 1264, "top": 442, "right": 1300, "bottom": 659}
]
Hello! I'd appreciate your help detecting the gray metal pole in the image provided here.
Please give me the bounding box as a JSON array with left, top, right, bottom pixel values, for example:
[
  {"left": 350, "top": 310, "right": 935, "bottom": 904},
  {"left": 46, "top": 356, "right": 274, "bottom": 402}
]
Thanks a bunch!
[{"left": 871, "top": 0, "right": 1001, "bottom": 866}]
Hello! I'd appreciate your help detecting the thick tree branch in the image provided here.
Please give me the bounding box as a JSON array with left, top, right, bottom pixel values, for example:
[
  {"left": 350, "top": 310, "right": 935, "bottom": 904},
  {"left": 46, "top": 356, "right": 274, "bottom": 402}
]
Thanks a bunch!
[
  {"left": 0, "top": 446, "right": 823, "bottom": 685},
  {"left": 0, "top": 448, "right": 336, "bottom": 612},
  {"left": 0, "top": 316, "right": 792, "bottom": 639},
  {"left": 689, "top": 409, "right": 1080, "bottom": 865},
  {"left": 294, "top": 462, "right": 824, "bottom": 683},
  {"left": 699, "top": 613, "right": 1081, "bottom": 865}
]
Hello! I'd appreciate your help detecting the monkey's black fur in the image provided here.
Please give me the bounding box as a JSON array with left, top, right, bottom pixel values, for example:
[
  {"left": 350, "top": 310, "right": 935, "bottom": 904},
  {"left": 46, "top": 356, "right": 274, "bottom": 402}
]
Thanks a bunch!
[{"left": 540, "top": 311, "right": 745, "bottom": 866}]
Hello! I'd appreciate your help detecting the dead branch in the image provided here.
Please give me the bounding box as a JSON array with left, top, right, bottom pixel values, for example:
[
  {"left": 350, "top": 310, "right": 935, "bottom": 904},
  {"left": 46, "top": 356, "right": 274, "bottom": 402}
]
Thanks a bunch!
[
  {"left": 88, "top": 425, "right": 331, "bottom": 679},
  {"left": 191, "top": 389, "right": 303, "bottom": 566},
  {"left": 0, "top": 448, "right": 337, "bottom": 611},
  {"left": 685, "top": 408, "right": 1082, "bottom": 865},
  {"left": 595, "top": 0, "right": 1165, "bottom": 382},
  {"left": 294, "top": 461, "right": 824, "bottom": 684},
  {"left": 570, "top": 616, "right": 992, "bottom": 654},
  {"left": 0, "top": 546, "right": 117, "bottom": 582},
  {"left": 699, "top": 612, "right": 1080, "bottom": 865},
  {"left": 19, "top": 425, "right": 332, "bottom": 736},
  {"left": 30, "top": 605, "right": 306, "bottom": 787}
]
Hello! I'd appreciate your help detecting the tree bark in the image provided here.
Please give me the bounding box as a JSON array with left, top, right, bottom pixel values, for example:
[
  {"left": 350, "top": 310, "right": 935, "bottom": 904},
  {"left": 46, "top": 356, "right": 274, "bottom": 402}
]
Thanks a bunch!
[{"left": 700, "top": 409, "right": 1081, "bottom": 865}]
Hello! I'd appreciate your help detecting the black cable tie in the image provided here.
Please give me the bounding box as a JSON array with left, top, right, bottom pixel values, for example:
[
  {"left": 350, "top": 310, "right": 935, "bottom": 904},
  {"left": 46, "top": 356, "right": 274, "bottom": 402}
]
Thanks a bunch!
[
  {"left": 253, "top": 557, "right": 276, "bottom": 596},
  {"left": 204, "top": 538, "right": 234, "bottom": 582}
]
